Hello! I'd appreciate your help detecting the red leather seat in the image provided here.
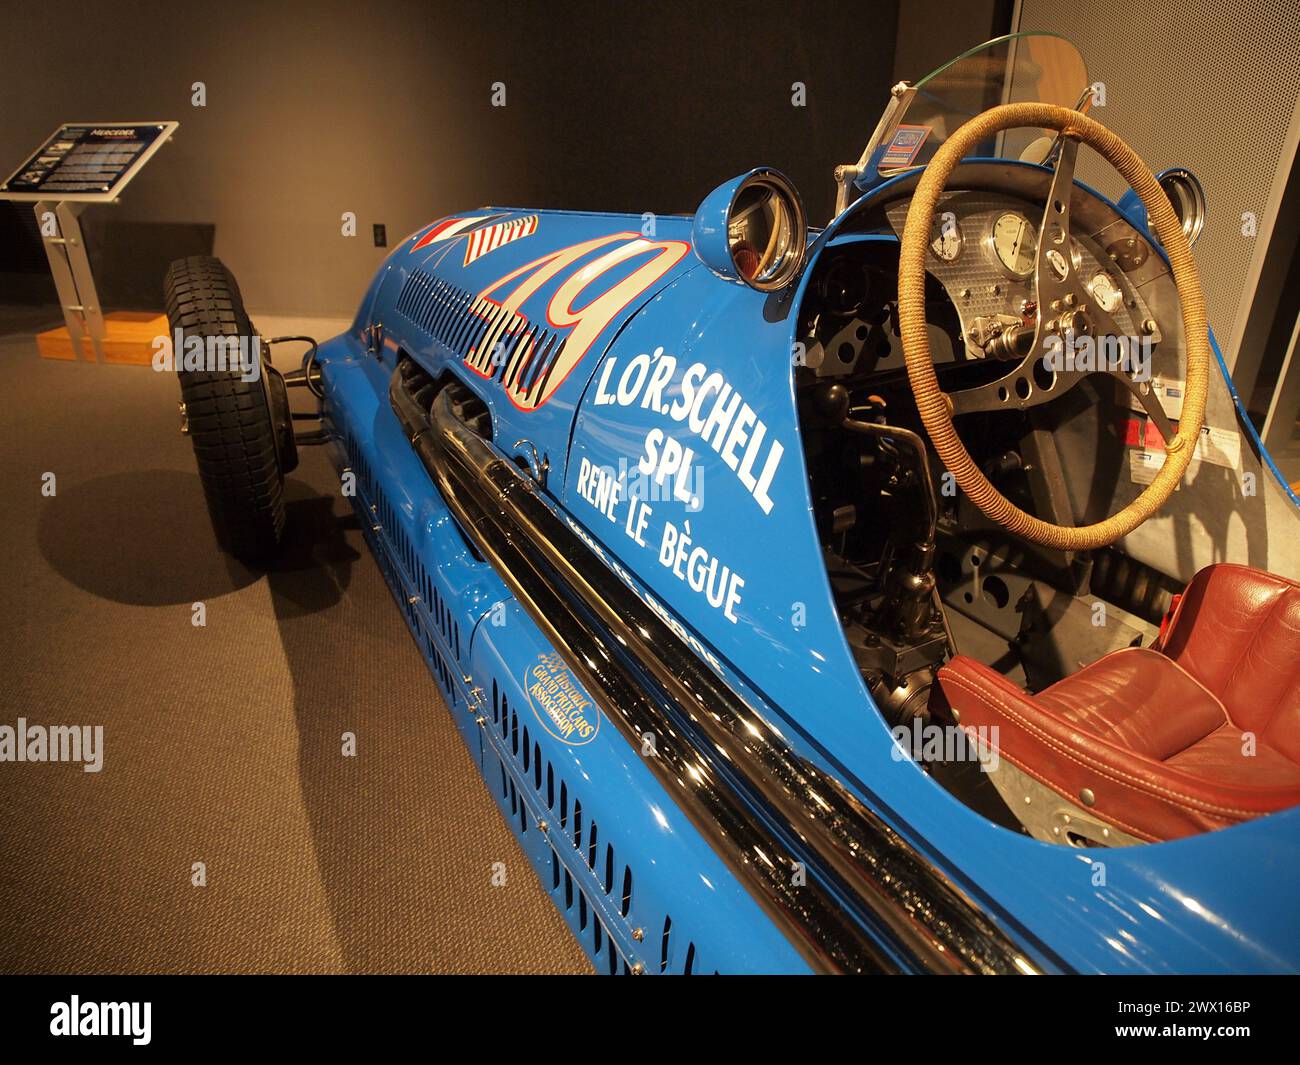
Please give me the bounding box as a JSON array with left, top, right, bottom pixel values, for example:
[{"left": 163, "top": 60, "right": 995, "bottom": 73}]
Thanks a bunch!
[{"left": 932, "top": 563, "right": 1300, "bottom": 841}]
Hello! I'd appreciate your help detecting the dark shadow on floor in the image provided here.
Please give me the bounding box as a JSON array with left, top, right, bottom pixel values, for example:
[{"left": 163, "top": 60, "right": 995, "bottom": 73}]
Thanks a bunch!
[
  {"left": 268, "top": 491, "right": 442, "bottom": 972},
  {"left": 263, "top": 482, "right": 362, "bottom": 616},
  {"left": 37, "top": 470, "right": 357, "bottom": 608},
  {"left": 38, "top": 469, "right": 259, "bottom": 605}
]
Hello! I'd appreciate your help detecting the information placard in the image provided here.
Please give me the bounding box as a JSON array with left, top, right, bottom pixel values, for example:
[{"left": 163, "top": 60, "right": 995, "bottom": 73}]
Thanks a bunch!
[{"left": 0, "top": 121, "right": 178, "bottom": 203}]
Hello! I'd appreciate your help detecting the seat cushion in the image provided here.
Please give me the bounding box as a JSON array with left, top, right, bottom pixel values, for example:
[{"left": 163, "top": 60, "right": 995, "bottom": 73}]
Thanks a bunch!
[
  {"left": 1167, "top": 723, "right": 1300, "bottom": 789},
  {"left": 1035, "top": 647, "right": 1226, "bottom": 762},
  {"left": 934, "top": 651, "right": 1300, "bottom": 841}
]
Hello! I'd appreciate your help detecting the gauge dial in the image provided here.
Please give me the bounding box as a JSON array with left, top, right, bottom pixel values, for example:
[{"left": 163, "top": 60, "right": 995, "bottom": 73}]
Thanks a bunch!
[
  {"left": 991, "top": 211, "right": 1037, "bottom": 278},
  {"left": 930, "top": 213, "right": 963, "bottom": 262},
  {"left": 1088, "top": 270, "right": 1124, "bottom": 313}
]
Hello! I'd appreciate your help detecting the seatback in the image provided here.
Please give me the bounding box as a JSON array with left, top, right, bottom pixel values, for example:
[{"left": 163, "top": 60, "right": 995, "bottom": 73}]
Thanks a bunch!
[{"left": 1155, "top": 564, "right": 1300, "bottom": 763}]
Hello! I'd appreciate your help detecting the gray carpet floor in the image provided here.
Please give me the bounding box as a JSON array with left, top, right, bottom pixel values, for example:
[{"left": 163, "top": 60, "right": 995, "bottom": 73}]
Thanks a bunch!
[{"left": 0, "top": 307, "right": 590, "bottom": 974}]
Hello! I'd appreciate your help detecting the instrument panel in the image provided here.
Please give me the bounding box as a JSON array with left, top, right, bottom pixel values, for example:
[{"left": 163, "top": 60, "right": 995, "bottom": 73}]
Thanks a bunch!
[
  {"left": 889, "top": 191, "right": 1158, "bottom": 358},
  {"left": 797, "top": 169, "right": 1182, "bottom": 386}
]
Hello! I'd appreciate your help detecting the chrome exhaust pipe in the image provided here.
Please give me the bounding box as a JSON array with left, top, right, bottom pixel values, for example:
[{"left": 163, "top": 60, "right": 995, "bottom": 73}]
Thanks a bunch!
[{"left": 391, "top": 361, "right": 1050, "bottom": 975}]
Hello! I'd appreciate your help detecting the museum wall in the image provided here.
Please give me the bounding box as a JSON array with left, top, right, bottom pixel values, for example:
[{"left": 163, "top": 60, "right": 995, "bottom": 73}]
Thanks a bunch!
[
  {"left": 892, "top": 0, "right": 1011, "bottom": 87},
  {"left": 0, "top": 0, "right": 940, "bottom": 317}
]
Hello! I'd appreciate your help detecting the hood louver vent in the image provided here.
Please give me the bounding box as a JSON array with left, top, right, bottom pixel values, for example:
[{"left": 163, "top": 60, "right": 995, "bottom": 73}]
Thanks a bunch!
[{"left": 396, "top": 269, "right": 568, "bottom": 406}]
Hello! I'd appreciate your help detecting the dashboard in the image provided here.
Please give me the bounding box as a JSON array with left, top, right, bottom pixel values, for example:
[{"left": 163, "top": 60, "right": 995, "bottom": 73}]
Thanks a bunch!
[
  {"left": 796, "top": 167, "right": 1181, "bottom": 397},
  {"left": 889, "top": 191, "right": 1156, "bottom": 356}
]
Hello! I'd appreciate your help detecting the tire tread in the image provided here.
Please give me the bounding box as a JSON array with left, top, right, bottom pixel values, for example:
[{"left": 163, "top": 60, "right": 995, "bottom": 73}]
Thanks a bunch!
[{"left": 164, "top": 255, "right": 284, "bottom": 562}]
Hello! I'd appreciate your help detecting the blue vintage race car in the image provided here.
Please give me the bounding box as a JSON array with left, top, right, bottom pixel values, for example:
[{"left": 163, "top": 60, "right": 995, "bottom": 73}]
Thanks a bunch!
[{"left": 165, "top": 32, "right": 1300, "bottom": 974}]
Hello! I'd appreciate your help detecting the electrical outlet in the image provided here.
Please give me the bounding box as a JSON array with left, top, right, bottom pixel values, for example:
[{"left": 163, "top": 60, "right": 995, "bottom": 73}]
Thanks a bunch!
[{"left": 373, "top": 223, "right": 387, "bottom": 247}]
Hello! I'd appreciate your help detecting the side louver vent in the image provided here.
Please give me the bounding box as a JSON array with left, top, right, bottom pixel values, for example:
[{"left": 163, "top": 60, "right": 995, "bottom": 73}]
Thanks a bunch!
[
  {"left": 343, "top": 428, "right": 464, "bottom": 673},
  {"left": 489, "top": 679, "right": 706, "bottom": 975},
  {"left": 396, "top": 270, "right": 569, "bottom": 407}
]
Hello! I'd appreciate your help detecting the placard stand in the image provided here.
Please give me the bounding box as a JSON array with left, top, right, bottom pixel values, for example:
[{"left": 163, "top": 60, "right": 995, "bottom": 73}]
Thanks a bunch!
[
  {"left": 35, "top": 200, "right": 107, "bottom": 360},
  {"left": 0, "top": 121, "right": 179, "bottom": 362}
]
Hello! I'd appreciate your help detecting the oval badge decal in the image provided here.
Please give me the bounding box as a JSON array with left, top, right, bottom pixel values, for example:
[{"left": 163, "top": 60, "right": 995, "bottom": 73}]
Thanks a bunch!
[{"left": 524, "top": 652, "right": 600, "bottom": 746}]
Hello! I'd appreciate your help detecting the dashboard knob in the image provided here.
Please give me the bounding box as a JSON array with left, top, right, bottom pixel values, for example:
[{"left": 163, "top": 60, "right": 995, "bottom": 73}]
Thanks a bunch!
[{"left": 1059, "top": 308, "right": 1091, "bottom": 337}]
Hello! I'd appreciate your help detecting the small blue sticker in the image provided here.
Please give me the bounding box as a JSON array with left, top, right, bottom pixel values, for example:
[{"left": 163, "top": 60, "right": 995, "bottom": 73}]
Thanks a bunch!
[{"left": 881, "top": 124, "right": 931, "bottom": 169}]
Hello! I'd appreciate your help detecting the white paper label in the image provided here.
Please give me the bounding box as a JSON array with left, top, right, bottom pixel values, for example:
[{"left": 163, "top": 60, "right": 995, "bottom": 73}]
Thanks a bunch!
[{"left": 1128, "top": 425, "right": 1242, "bottom": 486}]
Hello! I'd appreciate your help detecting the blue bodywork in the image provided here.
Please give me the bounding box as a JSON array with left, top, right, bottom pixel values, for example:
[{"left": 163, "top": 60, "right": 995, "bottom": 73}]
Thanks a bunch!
[{"left": 311, "top": 179, "right": 1300, "bottom": 972}]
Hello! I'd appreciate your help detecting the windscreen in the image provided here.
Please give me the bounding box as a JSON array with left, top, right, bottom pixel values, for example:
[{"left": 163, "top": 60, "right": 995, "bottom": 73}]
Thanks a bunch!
[{"left": 875, "top": 33, "right": 1090, "bottom": 177}]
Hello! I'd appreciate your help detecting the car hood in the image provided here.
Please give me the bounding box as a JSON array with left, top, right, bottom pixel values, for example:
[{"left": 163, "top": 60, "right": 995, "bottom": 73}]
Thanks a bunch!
[{"left": 384, "top": 208, "right": 700, "bottom": 483}]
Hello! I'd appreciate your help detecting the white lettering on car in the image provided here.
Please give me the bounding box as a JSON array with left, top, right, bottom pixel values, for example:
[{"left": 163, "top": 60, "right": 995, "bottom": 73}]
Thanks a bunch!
[
  {"left": 595, "top": 350, "right": 784, "bottom": 514},
  {"left": 657, "top": 520, "right": 745, "bottom": 623}
]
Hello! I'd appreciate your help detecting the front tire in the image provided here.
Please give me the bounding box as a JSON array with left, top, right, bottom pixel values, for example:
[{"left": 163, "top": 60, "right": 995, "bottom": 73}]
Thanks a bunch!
[{"left": 164, "top": 255, "right": 289, "bottom": 563}]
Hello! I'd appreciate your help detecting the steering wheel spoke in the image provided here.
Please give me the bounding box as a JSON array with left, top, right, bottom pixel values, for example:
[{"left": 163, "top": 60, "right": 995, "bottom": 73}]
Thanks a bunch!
[
  {"left": 1036, "top": 139, "right": 1131, "bottom": 345},
  {"left": 1114, "top": 370, "right": 1177, "bottom": 445},
  {"left": 1033, "top": 136, "right": 1080, "bottom": 310},
  {"left": 947, "top": 350, "right": 1081, "bottom": 415},
  {"left": 948, "top": 136, "right": 1138, "bottom": 418}
]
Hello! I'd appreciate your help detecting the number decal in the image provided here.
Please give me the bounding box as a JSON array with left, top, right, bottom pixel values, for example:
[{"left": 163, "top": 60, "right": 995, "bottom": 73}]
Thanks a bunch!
[{"left": 464, "top": 231, "right": 689, "bottom": 410}]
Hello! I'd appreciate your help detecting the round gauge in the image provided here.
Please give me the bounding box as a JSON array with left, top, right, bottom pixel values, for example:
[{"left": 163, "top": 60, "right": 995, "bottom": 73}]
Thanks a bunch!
[
  {"left": 1045, "top": 248, "right": 1069, "bottom": 280},
  {"left": 930, "top": 213, "right": 963, "bottom": 262},
  {"left": 1089, "top": 270, "right": 1124, "bottom": 313},
  {"left": 990, "top": 211, "right": 1037, "bottom": 278}
]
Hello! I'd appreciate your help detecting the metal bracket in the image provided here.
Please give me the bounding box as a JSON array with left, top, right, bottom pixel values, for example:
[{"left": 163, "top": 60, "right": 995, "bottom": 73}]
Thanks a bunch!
[
  {"left": 833, "top": 82, "right": 916, "bottom": 218},
  {"left": 510, "top": 439, "right": 549, "bottom": 487},
  {"left": 35, "top": 200, "right": 105, "bottom": 361}
]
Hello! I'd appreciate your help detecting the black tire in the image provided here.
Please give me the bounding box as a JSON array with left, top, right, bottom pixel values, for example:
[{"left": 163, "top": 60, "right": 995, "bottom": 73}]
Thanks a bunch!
[{"left": 164, "top": 255, "right": 289, "bottom": 563}]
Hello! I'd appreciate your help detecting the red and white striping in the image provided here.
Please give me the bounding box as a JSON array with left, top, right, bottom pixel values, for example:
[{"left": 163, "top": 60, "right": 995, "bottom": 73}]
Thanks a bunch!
[
  {"left": 410, "top": 214, "right": 489, "bottom": 252},
  {"left": 463, "top": 214, "right": 539, "bottom": 266}
]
